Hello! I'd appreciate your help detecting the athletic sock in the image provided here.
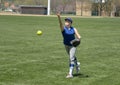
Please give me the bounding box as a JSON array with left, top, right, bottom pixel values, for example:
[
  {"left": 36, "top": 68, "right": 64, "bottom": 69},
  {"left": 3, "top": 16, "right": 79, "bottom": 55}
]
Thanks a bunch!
[{"left": 69, "top": 64, "right": 74, "bottom": 75}]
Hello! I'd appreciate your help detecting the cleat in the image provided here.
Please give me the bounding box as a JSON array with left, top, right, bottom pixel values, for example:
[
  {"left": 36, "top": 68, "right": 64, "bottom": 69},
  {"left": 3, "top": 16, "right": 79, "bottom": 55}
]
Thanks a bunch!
[{"left": 66, "top": 74, "right": 73, "bottom": 78}]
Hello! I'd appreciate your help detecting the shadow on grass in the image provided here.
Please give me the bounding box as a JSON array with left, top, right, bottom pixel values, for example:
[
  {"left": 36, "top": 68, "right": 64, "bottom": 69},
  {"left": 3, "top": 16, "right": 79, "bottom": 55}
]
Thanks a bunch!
[{"left": 73, "top": 73, "right": 89, "bottom": 78}]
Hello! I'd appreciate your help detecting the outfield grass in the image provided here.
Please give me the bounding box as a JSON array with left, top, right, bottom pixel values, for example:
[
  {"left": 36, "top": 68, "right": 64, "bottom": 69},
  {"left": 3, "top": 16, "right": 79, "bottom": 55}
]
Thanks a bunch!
[{"left": 0, "top": 15, "right": 120, "bottom": 85}]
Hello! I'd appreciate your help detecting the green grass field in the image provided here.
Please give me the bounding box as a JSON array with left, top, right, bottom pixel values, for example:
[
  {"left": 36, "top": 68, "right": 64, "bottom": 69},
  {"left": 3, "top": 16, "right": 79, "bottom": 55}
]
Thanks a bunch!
[{"left": 0, "top": 15, "right": 120, "bottom": 85}]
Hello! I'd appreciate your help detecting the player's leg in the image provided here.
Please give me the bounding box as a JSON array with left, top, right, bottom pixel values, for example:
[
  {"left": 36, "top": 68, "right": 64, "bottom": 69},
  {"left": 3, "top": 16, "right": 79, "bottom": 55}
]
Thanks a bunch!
[
  {"left": 74, "top": 57, "right": 80, "bottom": 74},
  {"left": 65, "top": 45, "right": 70, "bottom": 54},
  {"left": 65, "top": 45, "right": 74, "bottom": 78},
  {"left": 71, "top": 46, "right": 80, "bottom": 74},
  {"left": 69, "top": 46, "right": 76, "bottom": 75},
  {"left": 65, "top": 46, "right": 76, "bottom": 78},
  {"left": 69, "top": 47, "right": 80, "bottom": 76},
  {"left": 65, "top": 46, "right": 80, "bottom": 78},
  {"left": 74, "top": 57, "right": 78, "bottom": 66}
]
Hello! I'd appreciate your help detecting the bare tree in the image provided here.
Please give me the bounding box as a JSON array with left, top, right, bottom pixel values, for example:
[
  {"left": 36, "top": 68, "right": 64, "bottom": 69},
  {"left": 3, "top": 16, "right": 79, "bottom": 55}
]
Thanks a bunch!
[
  {"left": 97, "top": 0, "right": 109, "bottom": 16},
  {"left": 34, "top": 0, "right": 42, "bottom": 5},
  {"left": 13, "top": 0, "right": 47, "bottom": 5},
  {"left": 62, "top": 0, "right": 69, "bottom": 13},
  {"left": 71, "top": 0, "right": 76, "bottom": 13},
  {"left": 111, "top": 0, "right": 120, "bottom": 16},
  {"left": 51, "top": 0, "right": 58, "bottom": 13},
  {"left": 51, "top": 0, "right": 75, "bottom": 14},
  {"left": 105, "top": 0, "right": 113, "bottom": 16}
]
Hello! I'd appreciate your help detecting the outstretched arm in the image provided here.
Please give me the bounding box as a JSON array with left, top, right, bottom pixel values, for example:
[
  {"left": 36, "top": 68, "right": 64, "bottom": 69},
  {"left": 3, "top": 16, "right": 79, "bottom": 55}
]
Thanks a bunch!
[{"left": 57, "top": 14, "right": 64, "bottom": 31}]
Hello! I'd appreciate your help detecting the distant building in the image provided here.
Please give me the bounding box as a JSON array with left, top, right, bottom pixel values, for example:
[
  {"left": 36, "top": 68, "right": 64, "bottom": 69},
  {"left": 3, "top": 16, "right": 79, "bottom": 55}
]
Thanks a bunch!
[
  {"left": 20, "top": 5, "right": 47, "bottom": 15},
  {"left": 76, "top": 1, "right": 91, "bottom": 16},
  {"left": 76, "top": 0, "right": 120, "bottom": 17}
]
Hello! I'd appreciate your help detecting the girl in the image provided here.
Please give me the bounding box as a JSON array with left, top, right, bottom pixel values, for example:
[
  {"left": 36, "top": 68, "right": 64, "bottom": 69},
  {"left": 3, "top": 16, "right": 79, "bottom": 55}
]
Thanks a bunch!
[{"left": 57, "top": 14, "right": 81, "bottom": 78}]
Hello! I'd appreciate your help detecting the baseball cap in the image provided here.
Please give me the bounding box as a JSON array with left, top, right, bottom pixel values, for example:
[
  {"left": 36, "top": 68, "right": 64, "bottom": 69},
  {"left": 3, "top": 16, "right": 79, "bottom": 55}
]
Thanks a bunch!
[{"left": 65, "top": 18, "right": 73, "bottom": 23}]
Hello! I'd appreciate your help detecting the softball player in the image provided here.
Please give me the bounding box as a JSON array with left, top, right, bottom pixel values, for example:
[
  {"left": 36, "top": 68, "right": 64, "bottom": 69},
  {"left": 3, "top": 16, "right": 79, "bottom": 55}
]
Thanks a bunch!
[{"left": 57, "top": 14, "right": 81, "bottom": 78}]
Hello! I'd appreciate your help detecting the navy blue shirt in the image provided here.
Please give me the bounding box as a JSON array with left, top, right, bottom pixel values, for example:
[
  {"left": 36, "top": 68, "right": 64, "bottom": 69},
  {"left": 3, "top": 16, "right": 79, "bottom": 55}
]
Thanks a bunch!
[{"left": 62, "top": 26, "right": 75, "bottom": 46}]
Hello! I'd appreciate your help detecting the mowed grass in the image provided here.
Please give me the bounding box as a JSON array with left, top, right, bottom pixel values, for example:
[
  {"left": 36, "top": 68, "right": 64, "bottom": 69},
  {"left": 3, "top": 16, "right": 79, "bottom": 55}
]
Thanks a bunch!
[{"left": 0, "top": 15, "right": 120, "bottom": 85}]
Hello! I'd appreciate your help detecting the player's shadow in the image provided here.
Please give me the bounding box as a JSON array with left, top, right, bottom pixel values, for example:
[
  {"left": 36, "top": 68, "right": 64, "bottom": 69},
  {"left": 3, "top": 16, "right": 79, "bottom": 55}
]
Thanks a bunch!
[{"left": 73, "top": 73, "right": 89, "bottom": 78}]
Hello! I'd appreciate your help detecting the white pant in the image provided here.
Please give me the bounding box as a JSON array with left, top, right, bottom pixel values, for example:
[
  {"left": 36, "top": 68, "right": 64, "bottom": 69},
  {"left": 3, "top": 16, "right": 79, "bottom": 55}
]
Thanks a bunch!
[{"left": 65, "top": 45, "right": 77, "bottom": 65}]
